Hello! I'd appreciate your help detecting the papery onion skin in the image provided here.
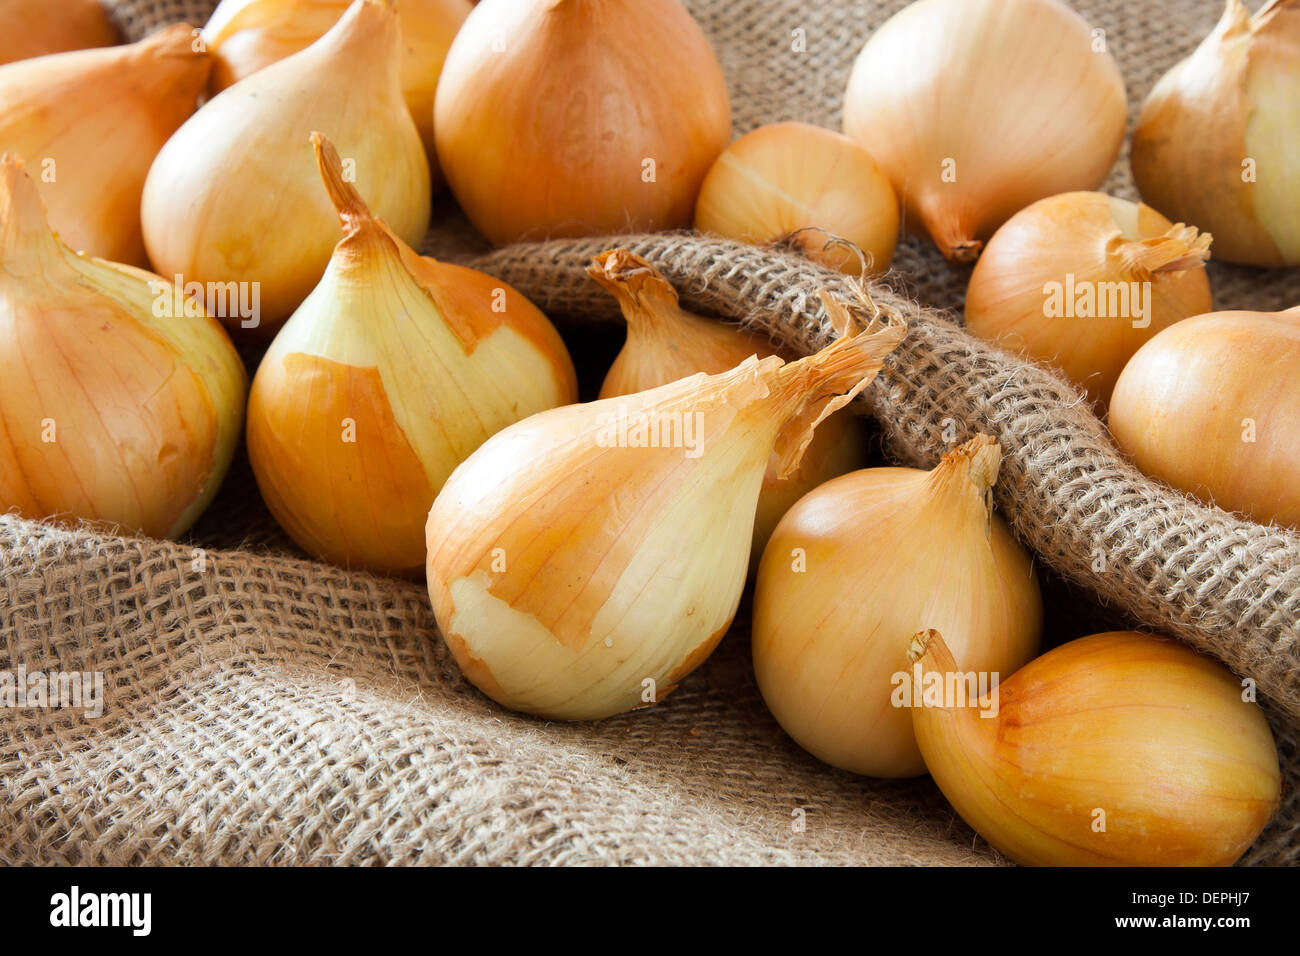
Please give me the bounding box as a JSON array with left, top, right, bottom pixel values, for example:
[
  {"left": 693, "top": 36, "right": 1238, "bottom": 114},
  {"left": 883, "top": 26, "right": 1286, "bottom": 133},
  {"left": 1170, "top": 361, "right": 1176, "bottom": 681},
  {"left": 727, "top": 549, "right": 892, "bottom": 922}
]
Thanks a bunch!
[
  {"left": 0, "top": 0, "right": 119, "bottom": 65},
  {"left": 843, "top": 0, "right": 1127, "bottom": 263},
  {"left": 202, "top": 0, "right": 472, "bottom": 183},
  {"left": 1132, "top": 0, "right": 1300, "bottom": 268},
  {"left": 693, "top": 122, "right": 899, "bottom": 275},
  {"left": 590, "top": 249, "right": 868, "bottom": 569},
  {"left": 753, "top": 436, "right": 1042, "bottom": 778},
  {"left": 434, "top": 0, "right": 732, "bottom": 246},
  {"left": 0, "top": 155, "right": 245, "bottom": 539},
  {"left": 0, "top": 24, "right": 209, "bottom": 266},
  {"left": 426, "top": 315, "right": 905, "bottom": 721},
  {"left": 1109, "top": 308, "right": 1300, "bottom": 528},
  {"left": 247, "top": 134, "right": 576, "bottom": 576},
  {"left": 142, "top": 0, "right": 431, "bottom": 337},
  {"left": 965, "top": 192, "right": 1213, "bottom": 408},
  {"left": 910, "top": 629, "right": 1281, "bottom": 866}
]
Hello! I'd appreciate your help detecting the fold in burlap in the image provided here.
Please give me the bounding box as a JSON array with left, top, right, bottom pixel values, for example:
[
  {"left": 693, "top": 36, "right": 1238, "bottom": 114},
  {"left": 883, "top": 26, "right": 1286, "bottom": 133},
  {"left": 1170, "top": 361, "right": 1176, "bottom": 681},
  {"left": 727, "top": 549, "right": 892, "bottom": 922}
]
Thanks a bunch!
[{"left": 1, "top": 0, "right": 1295, "bottom": 865}]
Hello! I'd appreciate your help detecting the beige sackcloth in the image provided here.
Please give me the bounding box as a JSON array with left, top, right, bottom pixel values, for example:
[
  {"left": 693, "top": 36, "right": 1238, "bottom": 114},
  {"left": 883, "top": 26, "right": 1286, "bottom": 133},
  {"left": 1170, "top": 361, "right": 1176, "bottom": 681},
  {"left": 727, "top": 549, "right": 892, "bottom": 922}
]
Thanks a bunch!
[{"left": 1, "top": 0, "right": 1295, "bottom": 865}]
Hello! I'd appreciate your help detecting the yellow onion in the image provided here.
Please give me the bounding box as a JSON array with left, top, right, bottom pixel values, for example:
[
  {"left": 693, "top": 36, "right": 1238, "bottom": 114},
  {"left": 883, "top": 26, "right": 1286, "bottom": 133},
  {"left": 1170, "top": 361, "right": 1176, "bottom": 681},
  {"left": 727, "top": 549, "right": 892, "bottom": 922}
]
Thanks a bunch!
[
  {"left": 247, "top": 134, "right": 577, "bottom": 576},
  {"left": 965, "top": 192, "right": 1213, "bottom": 408},
  {"left": 0, "top": 24, "right": 209, "bottom": 265},
  {"left": 590, "top": 249, "right": 867, "bottom": 569},
  {"left": 142, "top": 0, "right": 431, "bottom": 337},
  {"left": 0, "top": 155, "right": 245, "bottom": 539},
  {"left": 843, "top": 0, "right": 1126, "bottom": 263},
  {"left": 1132, "top": 0, "right": 1300, "bottom": 267},
  {"left": 426, "top": 304, "right": 905, "bottom": 721},
  {"left": 753, "top": 435, "right": 1041, "bottom": 777},
  {"left": 434, "top": 0, "right": 732, "bottom": 246},
  {"left": 693, "top": 122, "right": 899, "bottom": 275},
  {"left": 1109, "top": 308, "right": 1300, "bottom": 528},
  {"left": 202, "top": 0, "right": 472, "bottom": 182},
  {"left": 909, "top": 629, "right": 1281, "bottom": 866},
  {"left": 0, "top": 0, "right": 119, "bottom": 65}
]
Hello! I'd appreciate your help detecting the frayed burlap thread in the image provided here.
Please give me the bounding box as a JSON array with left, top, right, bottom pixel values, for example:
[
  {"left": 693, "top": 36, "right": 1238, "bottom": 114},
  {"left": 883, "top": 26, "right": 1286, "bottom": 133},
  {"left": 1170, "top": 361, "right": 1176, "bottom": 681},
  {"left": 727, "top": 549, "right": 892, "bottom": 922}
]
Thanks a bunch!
[{"left": 0, "top": 0, "right": 1295, "bottom": 866}]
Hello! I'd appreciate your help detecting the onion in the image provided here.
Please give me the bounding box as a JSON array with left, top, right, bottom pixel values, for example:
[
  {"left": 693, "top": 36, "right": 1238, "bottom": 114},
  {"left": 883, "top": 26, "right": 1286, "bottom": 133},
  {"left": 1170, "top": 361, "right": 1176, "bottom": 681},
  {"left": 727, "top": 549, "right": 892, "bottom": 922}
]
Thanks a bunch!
[
  {"left": 0, "top": 0, "right": 119, "bottom": 65},
  {"left": 842, "top": 0, "right": 1127, "bottom": 263},
  {"left": 1109, "top": 308, "right": 1300, "bottom": 528},
  {"left": 425, "top": 304, "right": 905, "bottom": 720},
  {"left": 0, "top": 25, "right": 209, "bottom": 265},
  {"left": 142, "top": 0, "right": 431, "bottom": 337},
  {"left": 0, "top": 154, "right": 245, "bottom": 539},
  {"left": 965, "top": 192, "right": 1213, "bottom": 408},
  {"left": 247, "top": 134, "right": 577, "bottom": 575},
  {"left": 434, "top": 0, "right": 732, "bottom": 246},
  {"left": 202, "top": 0, "right": 473, "bottom": 182},
  {"left": 753, "top": 435, "right": 1042, "bottom": 777},
  {"left": 910, "top": 629, "right": 1280, "bottom": 866},
  {"left": 1132, "top": 0, "right": 1300, "bottom": 267},
  {"left": 693, "top": 122, "right": 898, "bottom": 275}
]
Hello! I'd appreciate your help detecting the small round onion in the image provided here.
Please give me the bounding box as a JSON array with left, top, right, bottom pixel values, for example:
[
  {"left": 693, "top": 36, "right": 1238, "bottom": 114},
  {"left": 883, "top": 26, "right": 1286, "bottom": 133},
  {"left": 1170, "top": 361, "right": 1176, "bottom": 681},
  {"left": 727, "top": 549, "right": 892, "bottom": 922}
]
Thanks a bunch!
[
  {"left": 965, "top": 192, "right": 1213, "bottom": 408},
  {"left": 694, "top": 122, "right": 898, "bottom": 275}
]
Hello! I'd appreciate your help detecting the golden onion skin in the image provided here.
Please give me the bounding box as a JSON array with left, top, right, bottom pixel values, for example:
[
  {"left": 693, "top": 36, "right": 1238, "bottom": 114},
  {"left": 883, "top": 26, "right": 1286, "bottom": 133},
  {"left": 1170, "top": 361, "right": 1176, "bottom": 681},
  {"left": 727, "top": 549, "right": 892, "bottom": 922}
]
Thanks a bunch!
[{"left": 0, "top": 0, "right": 119, "bottom": 66}]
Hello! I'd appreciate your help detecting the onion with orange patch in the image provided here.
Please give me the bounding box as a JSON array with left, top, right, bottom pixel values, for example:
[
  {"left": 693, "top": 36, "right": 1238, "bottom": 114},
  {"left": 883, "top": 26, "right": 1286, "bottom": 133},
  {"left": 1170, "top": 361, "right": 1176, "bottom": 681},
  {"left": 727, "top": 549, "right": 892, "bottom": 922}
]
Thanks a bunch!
[
  {"left": 426, "top": 298, "right": 905, "bottom": 721},
  {"left": 246, "top": 134, "right": 576, "bottom": 575}
]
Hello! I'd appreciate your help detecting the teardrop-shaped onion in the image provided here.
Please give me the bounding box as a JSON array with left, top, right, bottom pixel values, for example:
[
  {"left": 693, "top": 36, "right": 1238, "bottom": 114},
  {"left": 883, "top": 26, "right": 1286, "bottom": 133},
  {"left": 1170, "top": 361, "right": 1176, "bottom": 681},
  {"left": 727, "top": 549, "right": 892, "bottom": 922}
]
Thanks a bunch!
[
  {"left": 0, "top": 0, "right": 119, "bottom": 65},
  {"left": 843, "top": 0, "right": 1127, "bottom": 262},
  {"left": 0, "top": 155, "right": 245, "bottom": 539},
  {"left": 434, "top": 0, "right": 732, "bottom": 246},
  {"left": 911, "top": 629, "right": 1280, "bottom": 866},
  {"left": 0, "top": 25, "right": 209, "bottom": 265},
  {"left": 965, "top": 192, "right": 1213, "bottom": 408},
  {"left": 1132, "top": 0, "right": 1300, "bottom": 267},
  {"left": 426, "top": 307, "right": 905, "bottom": 721},
  {"left": 202, "top": 0, "right": 472, "bottom": 181},
  {"left": 589, "top": 249, "right": 868, "bottom": 569},
  {"left": 1109, "top": 308, "right": 1300, "bottom": 528},
  {"left": 694, "top": 122, "right": 899, "bottom": 275},
  {"left": 248, "top": 134, "right": 577, "bottom": 576},
  {"left": 753, "top": 436, "right": 1042, "bottom": 777},
  {"left": 142, "top": 0, "right": 431, "bottom": 337}
]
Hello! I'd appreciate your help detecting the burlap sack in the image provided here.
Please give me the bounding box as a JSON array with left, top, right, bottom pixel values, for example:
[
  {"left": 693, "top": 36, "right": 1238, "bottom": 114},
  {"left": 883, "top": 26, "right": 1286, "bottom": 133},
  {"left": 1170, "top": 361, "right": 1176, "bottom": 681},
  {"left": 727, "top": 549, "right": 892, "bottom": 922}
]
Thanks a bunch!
[{"left": 0, "top": 0, "right": 1295, "bottom": 865}]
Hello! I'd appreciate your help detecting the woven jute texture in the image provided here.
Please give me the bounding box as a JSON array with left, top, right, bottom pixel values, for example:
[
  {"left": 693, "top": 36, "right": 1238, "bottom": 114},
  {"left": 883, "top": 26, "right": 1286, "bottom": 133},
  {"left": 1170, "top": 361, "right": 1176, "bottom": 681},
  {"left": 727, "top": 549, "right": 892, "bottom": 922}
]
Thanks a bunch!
[{"left": 1, "top": 0, "right": 1295, "bottom": 865}]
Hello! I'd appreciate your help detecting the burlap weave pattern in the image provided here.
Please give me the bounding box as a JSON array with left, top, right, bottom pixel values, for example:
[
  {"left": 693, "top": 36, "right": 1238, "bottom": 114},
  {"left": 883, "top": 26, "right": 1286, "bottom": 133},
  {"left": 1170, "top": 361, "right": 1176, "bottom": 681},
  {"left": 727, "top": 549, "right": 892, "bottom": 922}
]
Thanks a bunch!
[{"left": 0, "top": 0, "right": 1294, "bottom": 865}]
